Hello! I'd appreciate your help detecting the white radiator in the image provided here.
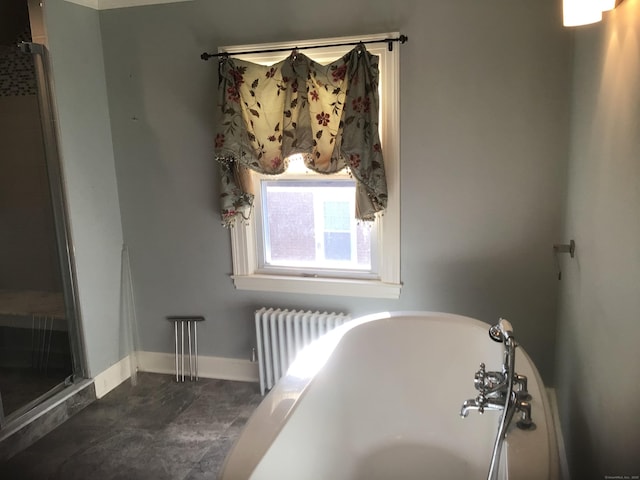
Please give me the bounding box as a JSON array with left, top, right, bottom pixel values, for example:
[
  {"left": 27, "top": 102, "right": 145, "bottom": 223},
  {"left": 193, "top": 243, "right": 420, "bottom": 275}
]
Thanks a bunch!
[{"left": 255, "top": 308, "right": 350, "bottom": 395}]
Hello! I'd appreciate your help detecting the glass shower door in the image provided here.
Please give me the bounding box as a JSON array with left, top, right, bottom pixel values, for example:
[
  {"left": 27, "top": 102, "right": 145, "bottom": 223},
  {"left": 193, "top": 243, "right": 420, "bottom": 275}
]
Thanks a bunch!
[{"left": 0, "top": 26, "right": 85, "bottom": 427}]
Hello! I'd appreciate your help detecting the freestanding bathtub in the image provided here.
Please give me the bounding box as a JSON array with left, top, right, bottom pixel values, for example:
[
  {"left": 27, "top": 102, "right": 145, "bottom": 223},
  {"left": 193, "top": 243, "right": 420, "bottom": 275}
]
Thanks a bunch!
[{"left": 219, "top": 311, "right": 559, "bottom": 480}]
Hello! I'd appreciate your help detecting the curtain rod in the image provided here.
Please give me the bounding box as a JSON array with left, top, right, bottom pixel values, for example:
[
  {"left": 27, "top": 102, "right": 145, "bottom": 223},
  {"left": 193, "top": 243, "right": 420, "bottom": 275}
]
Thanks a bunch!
[{"left": 200, "top": 34, "right": 408, "bottom": 61}]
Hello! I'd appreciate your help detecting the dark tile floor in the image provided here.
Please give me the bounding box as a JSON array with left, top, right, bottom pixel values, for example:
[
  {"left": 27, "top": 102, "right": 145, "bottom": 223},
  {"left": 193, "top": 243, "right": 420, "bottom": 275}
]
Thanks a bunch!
[{"left": 1, "top": 373, "right": 262, "bottom": 480}]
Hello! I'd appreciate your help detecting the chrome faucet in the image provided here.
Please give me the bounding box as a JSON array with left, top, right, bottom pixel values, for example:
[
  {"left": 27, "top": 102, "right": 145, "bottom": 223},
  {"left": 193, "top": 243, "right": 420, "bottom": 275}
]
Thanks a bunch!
[
  {"left": 460, "top": 319, "right": 536, "bottom": 480},
  {"left": 459, "top": 363, "right": 507, "bottom": 417},
  {"left": 459, "top": 363, "right": 531, "bottom": 418}
]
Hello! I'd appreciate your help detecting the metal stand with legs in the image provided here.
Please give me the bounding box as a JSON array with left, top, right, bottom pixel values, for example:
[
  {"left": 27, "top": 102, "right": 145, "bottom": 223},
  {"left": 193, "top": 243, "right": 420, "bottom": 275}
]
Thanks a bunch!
[{"left": 167, "top": 316, "right": 205, "bottom": 382}]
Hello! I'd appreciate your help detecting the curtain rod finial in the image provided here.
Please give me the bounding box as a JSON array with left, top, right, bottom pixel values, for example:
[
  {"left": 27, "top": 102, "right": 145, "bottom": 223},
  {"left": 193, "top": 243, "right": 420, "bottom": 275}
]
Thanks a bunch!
[{"left": 388, "top": 34, "right": 408, "bottom": 51}]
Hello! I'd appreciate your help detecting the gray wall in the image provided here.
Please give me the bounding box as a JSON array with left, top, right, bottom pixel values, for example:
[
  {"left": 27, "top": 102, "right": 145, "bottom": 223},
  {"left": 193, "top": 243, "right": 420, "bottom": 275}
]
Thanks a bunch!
[
  {"left": 98, "top": 0, "right": 571, "bottom": 382},
  {"left": 556, "top": 0, "right": 640, "bottom": 477},
  {"left": 44, "top": 0, "right": 125, "bottom": 377}
]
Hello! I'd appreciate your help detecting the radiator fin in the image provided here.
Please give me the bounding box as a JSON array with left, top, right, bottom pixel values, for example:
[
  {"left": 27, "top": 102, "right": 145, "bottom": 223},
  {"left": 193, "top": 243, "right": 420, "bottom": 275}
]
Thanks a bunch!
[{"left": 254, "top": 308, "right": 350, "bottom": 395}]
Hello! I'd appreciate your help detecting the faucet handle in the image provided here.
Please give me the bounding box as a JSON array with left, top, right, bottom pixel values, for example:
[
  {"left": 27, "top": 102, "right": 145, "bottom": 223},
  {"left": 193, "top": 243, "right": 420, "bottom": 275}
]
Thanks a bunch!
[{"left": 474, "top": 363, "right": 487, "bottom": 393}]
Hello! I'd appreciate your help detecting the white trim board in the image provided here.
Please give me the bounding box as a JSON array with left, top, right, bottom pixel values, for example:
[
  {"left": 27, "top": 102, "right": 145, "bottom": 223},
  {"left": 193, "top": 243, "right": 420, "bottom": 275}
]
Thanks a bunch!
[
  {"left": 64, "top": 0, "right": 193, "bottom": 10},
  {"left": 93, "top": 355, "right": 132, "bottom": 398},
  {"left": 136, "top": 351, "right": 259, "bottom": 383},
  {"left": 92, "top": 351, "right": 259, "bottom": 397}
]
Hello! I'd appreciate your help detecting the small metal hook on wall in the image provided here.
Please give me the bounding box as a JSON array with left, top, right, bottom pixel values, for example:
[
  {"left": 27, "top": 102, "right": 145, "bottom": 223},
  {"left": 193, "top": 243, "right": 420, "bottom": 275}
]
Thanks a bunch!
[{"left": 553, "top": 239, "right": 576, "bottom": 280}]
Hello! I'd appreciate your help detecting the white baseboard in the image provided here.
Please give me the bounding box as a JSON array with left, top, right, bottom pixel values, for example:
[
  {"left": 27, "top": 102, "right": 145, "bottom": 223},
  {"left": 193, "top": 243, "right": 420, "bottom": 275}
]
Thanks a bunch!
[
  {"left": 92, "top": 351, "right": 258, "bottom": 398},
  {"left": 93, "top": 356, "right": 132, "bottom": 399},
  {"left": 136, "top": 351, "right": 259, "bottom": 383},
  {"left": 547, "top": 387, "right": 570, "bottom": 480}
]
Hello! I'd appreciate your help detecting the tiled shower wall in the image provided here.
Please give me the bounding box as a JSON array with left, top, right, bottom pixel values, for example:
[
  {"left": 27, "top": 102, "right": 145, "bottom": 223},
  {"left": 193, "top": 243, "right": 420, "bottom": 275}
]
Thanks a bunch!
[{"left": 0, "top": 28, "right": 36, "bottom": 97}]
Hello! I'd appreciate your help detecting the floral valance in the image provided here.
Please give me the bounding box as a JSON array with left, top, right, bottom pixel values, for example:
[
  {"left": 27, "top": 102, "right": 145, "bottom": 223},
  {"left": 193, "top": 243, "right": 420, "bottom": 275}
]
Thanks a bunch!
[{"left": 214, "top": 44, "right": 387, "bottom": 226}]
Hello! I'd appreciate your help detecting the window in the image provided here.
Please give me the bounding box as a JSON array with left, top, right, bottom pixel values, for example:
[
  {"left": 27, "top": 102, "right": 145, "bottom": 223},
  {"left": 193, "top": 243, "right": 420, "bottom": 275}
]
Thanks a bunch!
[
  {"left": 255, "top": 155, "right": 377, "bottom": 277},
  {"left": 223, "top": 33, "right": 401, "bottom": 298}
]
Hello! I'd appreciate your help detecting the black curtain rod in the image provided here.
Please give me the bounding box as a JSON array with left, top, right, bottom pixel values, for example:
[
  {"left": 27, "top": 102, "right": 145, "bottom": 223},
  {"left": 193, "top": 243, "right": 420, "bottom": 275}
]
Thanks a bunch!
[{"left": 200, "top": 34, "right": 408, "bottom": 61}]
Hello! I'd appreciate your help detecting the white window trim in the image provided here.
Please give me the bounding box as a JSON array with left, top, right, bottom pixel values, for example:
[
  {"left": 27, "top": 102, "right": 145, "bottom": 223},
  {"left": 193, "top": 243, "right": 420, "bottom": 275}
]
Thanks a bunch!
[{"left": 222, "top": 33, "right": 401, "bottom": 299}]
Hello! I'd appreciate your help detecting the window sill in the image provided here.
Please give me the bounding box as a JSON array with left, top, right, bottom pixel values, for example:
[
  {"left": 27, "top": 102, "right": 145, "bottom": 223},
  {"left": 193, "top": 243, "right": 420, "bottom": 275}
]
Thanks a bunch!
[{"left": 231, "top": 274, "right": 401, "bottom": 299}]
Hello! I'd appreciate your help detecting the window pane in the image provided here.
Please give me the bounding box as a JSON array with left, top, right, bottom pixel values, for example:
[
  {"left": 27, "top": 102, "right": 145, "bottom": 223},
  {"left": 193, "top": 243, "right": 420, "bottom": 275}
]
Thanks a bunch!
[
  {"left": 265, "top": 190, "right": 315, "bottom": 262},
  {"left": 324, "top": 232, "right": 351, "bottom": 261},
  {"left": 323, "top": 201, "right": 350, "bottom": 231},
  {"left": 260, "top": 179, "right": 373, "bottom": 272}
]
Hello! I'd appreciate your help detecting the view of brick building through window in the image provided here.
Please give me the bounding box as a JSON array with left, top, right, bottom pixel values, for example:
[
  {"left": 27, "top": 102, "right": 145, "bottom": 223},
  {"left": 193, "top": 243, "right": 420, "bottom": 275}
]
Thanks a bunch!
[{"left": 261, "top": 179, "right": 372, "bottom": 271}]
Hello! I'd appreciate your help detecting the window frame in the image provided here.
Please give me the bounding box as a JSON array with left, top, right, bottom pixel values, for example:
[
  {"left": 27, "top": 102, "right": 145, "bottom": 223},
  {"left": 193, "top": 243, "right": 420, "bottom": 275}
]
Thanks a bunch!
[
  {"left": 255, "top": 171, "right": 378, "bottom": 278},
  {"left": 222, "top": 33, "right": 401, "bottom": 299}
]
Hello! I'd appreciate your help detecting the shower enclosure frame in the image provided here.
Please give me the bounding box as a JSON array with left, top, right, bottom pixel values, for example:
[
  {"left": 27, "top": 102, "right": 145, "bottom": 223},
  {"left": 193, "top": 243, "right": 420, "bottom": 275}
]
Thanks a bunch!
[{"left": 0, "top": 41, "right": 88, "bottom": 429}]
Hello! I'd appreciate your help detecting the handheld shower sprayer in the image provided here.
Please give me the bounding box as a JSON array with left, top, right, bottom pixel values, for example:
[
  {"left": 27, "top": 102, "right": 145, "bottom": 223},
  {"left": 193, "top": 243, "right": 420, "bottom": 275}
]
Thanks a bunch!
[{"left": 489, "top": 318, "right": 514, "bottom": 344}]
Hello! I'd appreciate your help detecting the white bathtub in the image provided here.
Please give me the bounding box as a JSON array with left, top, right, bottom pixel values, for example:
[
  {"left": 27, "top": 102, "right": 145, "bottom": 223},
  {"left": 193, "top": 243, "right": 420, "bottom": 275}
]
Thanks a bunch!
[{"left": 220, "top": 311, "right": 559, "bottom": 480}]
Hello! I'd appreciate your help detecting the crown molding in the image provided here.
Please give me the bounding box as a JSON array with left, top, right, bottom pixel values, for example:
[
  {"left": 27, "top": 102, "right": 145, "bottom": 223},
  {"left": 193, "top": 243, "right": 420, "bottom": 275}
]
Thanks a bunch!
[{"left": 64, "top": 0, "right": 193, "bottom": 10}]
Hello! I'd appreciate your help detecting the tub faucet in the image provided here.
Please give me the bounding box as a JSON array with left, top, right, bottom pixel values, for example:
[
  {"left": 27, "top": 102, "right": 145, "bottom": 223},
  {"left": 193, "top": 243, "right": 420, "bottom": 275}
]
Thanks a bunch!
[
  {"left": 460, "top": 395, "right": 505, "bottom": 417},
  {"left": 460, "top": 362, "right": 523, "bottom": 417},
  {"left": 460, "top": 363, "right": 505, "bottom": 417},
  {"left": 459, "top": 322, "right": 532, "bottom": 421},
  {"left": 459, "top": 319, "right": 536, "bottom": 480}
]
